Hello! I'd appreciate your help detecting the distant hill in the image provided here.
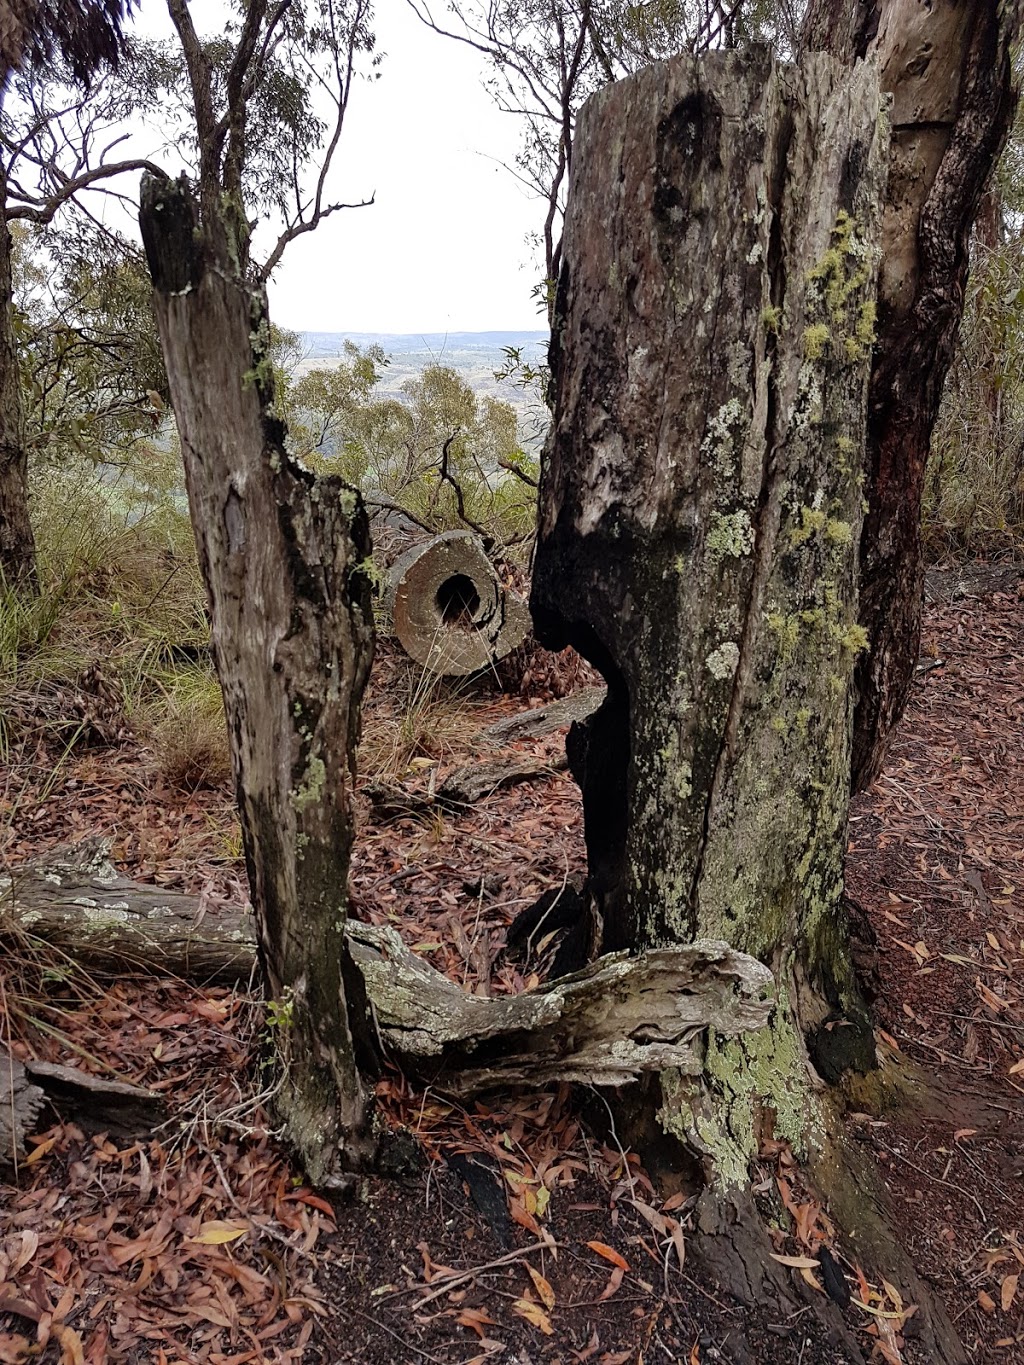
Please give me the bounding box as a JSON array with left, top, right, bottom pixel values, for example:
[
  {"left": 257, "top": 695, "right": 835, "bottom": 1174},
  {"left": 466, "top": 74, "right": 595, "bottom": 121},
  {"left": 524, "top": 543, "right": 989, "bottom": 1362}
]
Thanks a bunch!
[
  {"left": 297, "top": 331, "right": 549, "bottom": 442},
  {"left": 300, "top": 330, "right": 548, "bottom": 361}
]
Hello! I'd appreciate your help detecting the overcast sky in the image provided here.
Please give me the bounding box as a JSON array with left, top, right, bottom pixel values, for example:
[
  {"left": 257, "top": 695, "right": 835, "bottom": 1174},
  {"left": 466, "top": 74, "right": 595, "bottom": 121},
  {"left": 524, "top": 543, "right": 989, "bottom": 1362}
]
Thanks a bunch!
[{"left": 128, "top": 2, "right": 545, "bottom": 335}]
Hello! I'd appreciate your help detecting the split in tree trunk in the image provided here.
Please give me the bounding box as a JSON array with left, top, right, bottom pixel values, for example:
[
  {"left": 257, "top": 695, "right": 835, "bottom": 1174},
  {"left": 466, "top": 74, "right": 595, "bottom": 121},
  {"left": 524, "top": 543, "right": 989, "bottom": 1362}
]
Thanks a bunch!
[
  {"left": 139, "top": 173, "right": 375, "bottom": 1186},
  {"left": 802, "top": 0, "right": 1022, "bottom": 791}
]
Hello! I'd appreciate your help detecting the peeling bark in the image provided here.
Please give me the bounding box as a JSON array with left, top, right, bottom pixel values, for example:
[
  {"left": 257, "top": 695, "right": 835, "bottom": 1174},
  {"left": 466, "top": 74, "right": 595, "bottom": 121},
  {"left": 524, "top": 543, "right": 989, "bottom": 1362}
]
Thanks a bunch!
[
  {"left": 802, "top": 0, "right": 1022, "bottom": 790},
  {"left": 139, "top": 174, "right": 375, "bottom": 1185}
]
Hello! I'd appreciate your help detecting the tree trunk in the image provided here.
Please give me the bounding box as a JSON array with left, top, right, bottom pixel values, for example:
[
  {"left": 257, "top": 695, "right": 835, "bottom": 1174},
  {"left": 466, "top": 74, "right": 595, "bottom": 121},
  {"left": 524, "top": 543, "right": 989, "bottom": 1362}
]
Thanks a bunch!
[
  {"left": 0, "top": 161, "right": 37, "bottom": 589},
  {"left": 530, "top": 45, "right": 971, "bottom": 1360},
  {"left": 802, "top": 0, "right": 1021, "bottom": 790},
  {"left": 533, "top": 44, "right": 887, "bottom": 1171},
  {"left": 138, "top": 175, "right": 375, "bottom": 1186}
]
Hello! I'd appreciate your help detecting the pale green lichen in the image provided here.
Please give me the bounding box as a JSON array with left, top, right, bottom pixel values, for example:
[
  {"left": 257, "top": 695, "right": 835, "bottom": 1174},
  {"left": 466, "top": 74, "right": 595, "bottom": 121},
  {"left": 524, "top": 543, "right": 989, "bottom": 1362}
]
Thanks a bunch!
[
  {"left": 659, "top": 983, "right": 820, "bottom": 1191},
  {"left": 706, "top": 641, "right": 740, "bottom": 680},
  {"left": 291, "top": 755, "right": 326, "bottom": 813},
  {"left": 761, "top": 305, "right": 782, "bottom": 335},
  {"left": 706, "top": 509, "right": 754, "bottom": 561}
]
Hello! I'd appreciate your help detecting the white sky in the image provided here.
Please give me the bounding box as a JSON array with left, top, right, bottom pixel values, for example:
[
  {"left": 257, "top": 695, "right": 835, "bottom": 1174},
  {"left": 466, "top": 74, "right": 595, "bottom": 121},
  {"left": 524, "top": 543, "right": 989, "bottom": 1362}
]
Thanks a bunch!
[{"left": 128, "top": 2, "right": 545, "bottom": 334}]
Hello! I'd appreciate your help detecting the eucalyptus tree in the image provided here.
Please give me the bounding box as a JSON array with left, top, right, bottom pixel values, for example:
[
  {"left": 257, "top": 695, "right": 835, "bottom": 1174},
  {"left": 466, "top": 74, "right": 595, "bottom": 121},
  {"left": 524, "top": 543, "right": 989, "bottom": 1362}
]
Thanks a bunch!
[
  {"left": 139, "top": 0, "right": 380, "bottom": 1184},
  {"left": 1, "top": 21, "right": 157, "bottom": 585}
]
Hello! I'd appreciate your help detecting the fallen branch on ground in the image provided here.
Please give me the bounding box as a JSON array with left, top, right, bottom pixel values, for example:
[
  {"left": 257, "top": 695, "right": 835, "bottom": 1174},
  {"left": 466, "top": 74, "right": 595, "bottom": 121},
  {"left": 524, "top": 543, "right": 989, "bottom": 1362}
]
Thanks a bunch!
[{"left": 2, "top": 844, "right": 773, "bottom": 1098}]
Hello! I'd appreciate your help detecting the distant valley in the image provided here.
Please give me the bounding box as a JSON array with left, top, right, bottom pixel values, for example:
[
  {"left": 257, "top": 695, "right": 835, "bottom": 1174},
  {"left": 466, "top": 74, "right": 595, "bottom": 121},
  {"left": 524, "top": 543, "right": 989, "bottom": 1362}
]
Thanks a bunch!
[{"left": 297, "top": 330, "right": 549, "bottom": 438}]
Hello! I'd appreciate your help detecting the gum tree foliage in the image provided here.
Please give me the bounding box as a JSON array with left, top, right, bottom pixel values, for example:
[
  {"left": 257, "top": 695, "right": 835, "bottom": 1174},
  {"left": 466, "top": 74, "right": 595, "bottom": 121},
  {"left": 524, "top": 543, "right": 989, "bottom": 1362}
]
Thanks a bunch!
[
  {"left": 1, "top": 0, "right": 134, "bottom": 91},
  {"left": 281, "top": 347, "right": 538, "bottom": 549},
  {"left": 1, "top": 44, "right": 168, "bottom": 584},
  {"left": 13, "top": 219, "right": 168, "bottom": 471}
]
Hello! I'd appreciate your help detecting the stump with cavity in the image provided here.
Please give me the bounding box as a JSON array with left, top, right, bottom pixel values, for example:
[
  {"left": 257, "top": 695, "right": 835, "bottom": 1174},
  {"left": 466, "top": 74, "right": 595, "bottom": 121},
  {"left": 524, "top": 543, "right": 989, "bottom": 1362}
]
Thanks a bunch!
[{"left": 388, "top": 531, "right": 530, "bottom": 676}]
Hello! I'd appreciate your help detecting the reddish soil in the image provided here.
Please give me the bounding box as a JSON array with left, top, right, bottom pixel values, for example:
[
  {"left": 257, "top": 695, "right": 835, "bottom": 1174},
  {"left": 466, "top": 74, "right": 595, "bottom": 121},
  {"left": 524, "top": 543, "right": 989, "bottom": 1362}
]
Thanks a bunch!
[{"left": 1, "top": 579, "right": 1022, "bottom": 1363}]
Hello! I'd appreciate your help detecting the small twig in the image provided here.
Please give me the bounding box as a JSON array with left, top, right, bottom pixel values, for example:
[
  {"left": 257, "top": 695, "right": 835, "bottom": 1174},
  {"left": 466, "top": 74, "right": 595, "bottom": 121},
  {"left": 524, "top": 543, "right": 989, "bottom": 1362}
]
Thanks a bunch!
[
  {"left": 497, "top": 458, "right": 539, "bottom": 488},
  {"left": 401, "top": 1242, "right": 560, "bottom": 1308}
]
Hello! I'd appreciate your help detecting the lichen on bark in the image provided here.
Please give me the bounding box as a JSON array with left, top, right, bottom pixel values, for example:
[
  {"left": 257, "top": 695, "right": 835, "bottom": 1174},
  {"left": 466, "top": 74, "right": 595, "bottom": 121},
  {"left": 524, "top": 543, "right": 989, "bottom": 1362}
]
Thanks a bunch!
[{"left": 531, "top": 47, "right": 889, "bottom": 1186}]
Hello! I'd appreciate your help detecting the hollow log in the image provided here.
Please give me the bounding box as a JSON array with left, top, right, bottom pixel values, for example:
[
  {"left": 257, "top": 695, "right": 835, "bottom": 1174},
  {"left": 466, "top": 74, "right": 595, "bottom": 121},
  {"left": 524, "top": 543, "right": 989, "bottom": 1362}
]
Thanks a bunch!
[
  {"left": 388, "top": 531, "right": 530, "bottom": 675},
  {"left": 1, "top": 852, "right": 773, "bottom": 1097}
]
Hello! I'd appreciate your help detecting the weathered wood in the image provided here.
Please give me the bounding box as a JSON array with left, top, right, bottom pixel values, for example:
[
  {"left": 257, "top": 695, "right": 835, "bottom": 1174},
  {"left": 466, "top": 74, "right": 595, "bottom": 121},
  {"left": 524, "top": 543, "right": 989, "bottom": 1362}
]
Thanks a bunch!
[
  {"left": 22, "top": 1059, "right": 166, "bottom": 1135},
  {"left": 388, "top": 531, "right": 530, "bottom": 675},
  {"left": 1, "top": 851, "right": 774, "bottom": 1096},
  {"left": 483, "top": 686, "right": 607, "bottom": 744},
  {"left": 802, "top": 0, "right": 1022, "bottom": 789},
  {"left": 140, "top": 173, "right": 375, "bottom": 1184},
  {"left": 364, "top": 755, "right": 566, "bottom": 820},
  {"left": 0, "top": 1054, "right": 44, "bottom": 1167},
  {"left": 351, "top": 923, "right": 772, "bottom": 1094},
  {"left": 0, "top": 847, "right": 255, "bottom": 984},
  {"left": 531, "top": 47, "right": 888, "bottom": 1180}
]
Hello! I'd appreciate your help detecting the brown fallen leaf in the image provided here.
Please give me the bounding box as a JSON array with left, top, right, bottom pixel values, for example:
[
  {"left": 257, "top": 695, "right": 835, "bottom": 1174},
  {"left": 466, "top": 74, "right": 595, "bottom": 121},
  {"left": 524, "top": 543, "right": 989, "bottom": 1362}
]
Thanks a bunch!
[
  {"left": 770, "top": 1254, "right": 821, "bottom": 1269},
  {"left": 190, "top": 1220, "right": 248, "bottom": 1245},
  {"left": 456, "top": 1307, "right": 497, "bottom": 1339},
  {"left": 597, "top": 1265, "right": 625, "bottom": 1301},
  {"left": 1001, "top": 1274, "right": 1019, "bottom": 1312},
  {"left": 586, "top": 1241, "right": 629, "bottom": 1271},
  {"left": 979, "top": 1290, "right": 997, "bottom": 1315},
  {"left": 512, "top": 1297, "right": 553, "bottom": 1335},
  {"left": 526, "top": 1264, "right": 556, "bottom": 1311}
]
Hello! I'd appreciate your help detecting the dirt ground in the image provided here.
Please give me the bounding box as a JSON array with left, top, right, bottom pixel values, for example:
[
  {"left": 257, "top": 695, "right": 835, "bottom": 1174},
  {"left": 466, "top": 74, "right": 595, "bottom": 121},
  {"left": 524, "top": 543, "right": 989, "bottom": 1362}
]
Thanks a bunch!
[{"left": 1, "top": 574, "right": 1022, "bottom": 1364}]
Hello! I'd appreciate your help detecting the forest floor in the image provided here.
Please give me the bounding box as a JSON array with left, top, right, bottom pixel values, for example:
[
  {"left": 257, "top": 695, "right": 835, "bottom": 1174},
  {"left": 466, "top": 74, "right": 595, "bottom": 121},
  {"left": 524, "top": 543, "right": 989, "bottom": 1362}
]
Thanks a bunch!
[{"left": 1, "top": 570, "right": 1022, "bottom": 1365}]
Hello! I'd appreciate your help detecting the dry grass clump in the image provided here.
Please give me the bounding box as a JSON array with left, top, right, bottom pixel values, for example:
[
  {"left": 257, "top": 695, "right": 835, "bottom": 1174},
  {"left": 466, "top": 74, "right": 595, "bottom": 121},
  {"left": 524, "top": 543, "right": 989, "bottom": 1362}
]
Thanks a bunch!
[{"left": 146, "top": 669, "right": 232, "bottom": 792}]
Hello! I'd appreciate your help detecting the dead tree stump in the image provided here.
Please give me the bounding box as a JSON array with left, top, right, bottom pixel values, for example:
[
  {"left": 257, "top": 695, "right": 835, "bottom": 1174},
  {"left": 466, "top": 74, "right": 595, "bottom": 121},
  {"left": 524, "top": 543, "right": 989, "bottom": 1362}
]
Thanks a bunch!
[{"left": 529, "top": 43, "right": 970, "bottom": 1365}]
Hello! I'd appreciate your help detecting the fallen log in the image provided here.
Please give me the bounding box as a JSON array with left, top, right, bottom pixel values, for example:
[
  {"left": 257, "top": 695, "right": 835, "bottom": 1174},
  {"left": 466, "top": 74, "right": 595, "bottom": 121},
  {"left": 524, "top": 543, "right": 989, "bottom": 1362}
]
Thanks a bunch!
[
  {"left": 2, "top": 847, "right": 774, "bottom": 1096},
  {"left": 1, "top": 1050, "right": 165, "bottom": 1165},
  {"left": 388, "top": 531, "right": 531, "bottom": 676},
  {"left": 483, "top": 686, "right": 607, "bottom": 745},
  {"left": 0, "top": 843, "right": 256, "bottom": 985},
  {"left": 363, "top": 754, "right": 567, "bottom": 821}
]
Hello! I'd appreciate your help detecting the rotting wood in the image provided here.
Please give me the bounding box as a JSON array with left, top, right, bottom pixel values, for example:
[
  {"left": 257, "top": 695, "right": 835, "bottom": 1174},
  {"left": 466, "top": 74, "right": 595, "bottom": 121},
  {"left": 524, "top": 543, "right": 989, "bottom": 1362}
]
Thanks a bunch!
[
  {"left": 1, "top": 843, "right": 255, "bottom": 984},
  {"left": 1, "top": 849, "right": 774, "bottom": 1097},
  {"left": 388, "top": 531, "right": 530, "bottom": 676},
  {"left": 140, "top": 171, "right": 374, "bottom": 1183},
  {"left": 363, "top": 755, "right": 566, "bottom": 821}
]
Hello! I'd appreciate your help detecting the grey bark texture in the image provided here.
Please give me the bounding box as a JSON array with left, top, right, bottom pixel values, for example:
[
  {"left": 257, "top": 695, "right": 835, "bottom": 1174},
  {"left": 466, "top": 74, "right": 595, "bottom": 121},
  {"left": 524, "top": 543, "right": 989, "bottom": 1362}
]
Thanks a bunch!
[
  {"left": 532, "top": 48, "right": 887, "bottom": 1031},
  {"left": 139, "top": 173, "right": 375, "bottom": 1185},
  {"left": 802, "top": 0, "right": 1022, "bottom": 790},
  {"left": 0, "top": 850, "right": 774, "bottom": 1098}
]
